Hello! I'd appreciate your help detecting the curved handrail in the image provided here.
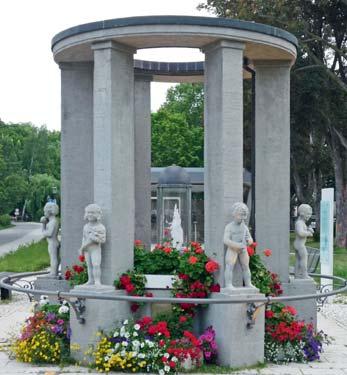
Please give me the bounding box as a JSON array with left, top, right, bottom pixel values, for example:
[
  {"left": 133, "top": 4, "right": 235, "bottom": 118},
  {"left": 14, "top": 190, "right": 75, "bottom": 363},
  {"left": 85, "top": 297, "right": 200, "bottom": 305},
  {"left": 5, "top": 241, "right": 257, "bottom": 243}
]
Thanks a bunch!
[{"left": 1, "top": 271, "right": 346, "bottom": 305}]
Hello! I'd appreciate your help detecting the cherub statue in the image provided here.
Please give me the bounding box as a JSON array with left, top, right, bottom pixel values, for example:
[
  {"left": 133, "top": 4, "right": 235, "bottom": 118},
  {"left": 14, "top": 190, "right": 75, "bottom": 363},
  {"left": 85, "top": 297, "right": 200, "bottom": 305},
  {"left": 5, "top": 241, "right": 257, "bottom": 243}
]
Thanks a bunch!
[
  {"left": 170, "top": 204, "right": 184, "bottom": 250},
  {"left": 223, "top": 202, "right": 254, "bottom": 289},
  {"left": 79, "top": 203, "right": 106, "bottom": 287},
  {"left": 294, "top": 204, "right": 314, "bottom": 279},
  {"left": 40, "top": 202, "right": 60, "bottom": 277}
]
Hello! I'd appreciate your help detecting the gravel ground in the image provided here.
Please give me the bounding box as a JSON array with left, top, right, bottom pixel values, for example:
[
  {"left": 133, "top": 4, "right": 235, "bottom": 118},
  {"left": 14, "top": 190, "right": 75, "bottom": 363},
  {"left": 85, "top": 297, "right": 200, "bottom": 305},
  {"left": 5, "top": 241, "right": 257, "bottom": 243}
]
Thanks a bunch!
[{"left": 320, "top": 294, "right": 347, "bottom": 329}]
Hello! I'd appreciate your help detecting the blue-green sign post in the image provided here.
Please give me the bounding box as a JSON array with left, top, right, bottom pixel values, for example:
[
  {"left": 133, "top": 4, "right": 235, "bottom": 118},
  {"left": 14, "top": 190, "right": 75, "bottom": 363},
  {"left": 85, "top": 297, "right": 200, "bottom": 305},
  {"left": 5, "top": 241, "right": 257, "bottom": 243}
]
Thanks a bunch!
[{"left": 320, "top": 188, "right": 334, "bottom": 291}]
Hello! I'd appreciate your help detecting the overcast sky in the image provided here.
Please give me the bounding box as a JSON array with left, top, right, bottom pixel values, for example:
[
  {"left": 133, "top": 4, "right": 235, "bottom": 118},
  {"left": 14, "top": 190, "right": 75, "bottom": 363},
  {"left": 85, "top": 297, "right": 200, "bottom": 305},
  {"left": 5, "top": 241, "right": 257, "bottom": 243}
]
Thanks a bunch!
[{"left": 0, "top": 0, "right": 212, "bottom": 130}]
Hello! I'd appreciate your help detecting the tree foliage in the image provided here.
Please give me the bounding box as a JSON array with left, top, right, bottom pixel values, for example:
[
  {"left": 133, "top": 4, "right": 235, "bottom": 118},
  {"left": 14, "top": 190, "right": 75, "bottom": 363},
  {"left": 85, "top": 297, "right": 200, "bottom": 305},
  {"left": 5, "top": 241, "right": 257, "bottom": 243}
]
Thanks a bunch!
[
  {"left": 0, "top": 121, "right": 60, "bottom": 219},
  {"left": 151, "top": 83, "right": 204, "bottom": 167}
]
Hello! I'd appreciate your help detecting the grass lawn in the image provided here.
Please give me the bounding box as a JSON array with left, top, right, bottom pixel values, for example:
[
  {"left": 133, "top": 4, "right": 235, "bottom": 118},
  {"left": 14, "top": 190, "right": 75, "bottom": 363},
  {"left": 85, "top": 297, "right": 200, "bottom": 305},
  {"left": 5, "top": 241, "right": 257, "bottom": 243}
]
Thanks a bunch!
[
  {"left": 0, "top": 240, "right": 49, "bottom": 272},
  {"left": 0, "top": 223, "right": 15, "bottom": 230}
]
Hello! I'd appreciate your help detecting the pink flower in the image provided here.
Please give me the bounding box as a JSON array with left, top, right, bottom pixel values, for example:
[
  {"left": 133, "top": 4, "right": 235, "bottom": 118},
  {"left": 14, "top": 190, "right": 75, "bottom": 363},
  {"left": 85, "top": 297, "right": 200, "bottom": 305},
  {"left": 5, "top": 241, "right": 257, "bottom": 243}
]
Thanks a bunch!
[{"left": 263, "top": 248, "right": 272, "bottom": 257}]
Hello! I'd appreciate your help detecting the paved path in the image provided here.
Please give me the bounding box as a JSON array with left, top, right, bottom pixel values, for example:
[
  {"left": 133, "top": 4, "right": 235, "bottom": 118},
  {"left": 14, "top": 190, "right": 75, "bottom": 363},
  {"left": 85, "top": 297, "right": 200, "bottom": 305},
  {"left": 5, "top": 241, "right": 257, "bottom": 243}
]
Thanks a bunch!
[
  {"left": 0, "top": 294, "right": 346, "bottom": 374},
  {"left": 0, "top": 222, "right": 42, "bottom": 258}
]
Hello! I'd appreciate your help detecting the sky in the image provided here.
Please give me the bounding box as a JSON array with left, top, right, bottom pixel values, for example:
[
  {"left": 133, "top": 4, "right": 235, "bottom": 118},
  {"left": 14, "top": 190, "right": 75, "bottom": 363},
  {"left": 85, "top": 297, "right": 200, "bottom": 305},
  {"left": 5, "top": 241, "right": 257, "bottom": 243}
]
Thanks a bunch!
[{"left": 0, "top": 0, "right": 212, "bottom": 131}]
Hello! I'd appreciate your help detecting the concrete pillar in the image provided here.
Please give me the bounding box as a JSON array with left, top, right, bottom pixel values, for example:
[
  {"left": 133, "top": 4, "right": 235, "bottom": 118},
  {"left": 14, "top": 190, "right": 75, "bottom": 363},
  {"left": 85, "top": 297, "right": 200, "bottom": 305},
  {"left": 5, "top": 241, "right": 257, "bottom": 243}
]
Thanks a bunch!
[
  {"left": 254, "top": 60, "right": 291, "bottom": 282},
  {"left": 59, "top": 62, "right": 94, "bottom": 270},
  {"left": 134, "top": 75, "right": 152, "bottom": 250},
  {"left": 203, "top": 41, "right": 245, "bottom": 285},
  {"left": 92, "top": 41, "right": 136, "bottom": 285}
]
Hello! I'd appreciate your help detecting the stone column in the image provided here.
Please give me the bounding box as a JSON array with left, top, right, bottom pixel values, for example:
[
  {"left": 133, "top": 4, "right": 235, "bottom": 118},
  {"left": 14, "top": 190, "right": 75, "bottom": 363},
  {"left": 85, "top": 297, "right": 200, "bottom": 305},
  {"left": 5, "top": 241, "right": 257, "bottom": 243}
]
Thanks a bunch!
[
  {"left": 134, "top": 74, "right": 152, "bottom": 250},
  {"left": 254, "top": 60, "right": 291, "bottom": 282},
  {"left": 59, "top": 62, "right": 94, "bottom": 270},
  {"left": 203, "top": 41, "right": 245, "bottom": 285},
  {"left": 92, "top": 41, "right": 136, "bottom": 285}
]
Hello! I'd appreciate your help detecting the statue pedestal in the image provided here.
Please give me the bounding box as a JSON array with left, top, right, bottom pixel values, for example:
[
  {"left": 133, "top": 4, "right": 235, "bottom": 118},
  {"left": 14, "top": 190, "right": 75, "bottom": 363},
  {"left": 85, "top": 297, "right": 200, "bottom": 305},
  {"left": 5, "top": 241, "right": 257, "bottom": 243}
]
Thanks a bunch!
[
  {"left": 282, "top": 277, "right": 317, "bottom": 327},
  {"left": 201, "top": 287, "right": 264, "bottom": 368},
  {"left": 70, "top": 289, "right": 130, "bottom": 363},
  {"left": 33, "top": 276, "right": 71, "bottom": 303}
]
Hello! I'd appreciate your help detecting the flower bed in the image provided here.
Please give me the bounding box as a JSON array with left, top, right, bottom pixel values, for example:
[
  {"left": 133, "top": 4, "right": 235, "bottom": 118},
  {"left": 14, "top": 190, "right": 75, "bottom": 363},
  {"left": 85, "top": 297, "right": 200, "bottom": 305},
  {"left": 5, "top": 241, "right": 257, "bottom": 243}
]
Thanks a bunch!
[
  {"left": 265, "top": 303, "right": 330, "bottom": 363},
  {"left": 11, "top": 302, "right": 70, "bottom": 364},
  {"left": 92, "top": 317, "right": 211, "bottom": 373}
]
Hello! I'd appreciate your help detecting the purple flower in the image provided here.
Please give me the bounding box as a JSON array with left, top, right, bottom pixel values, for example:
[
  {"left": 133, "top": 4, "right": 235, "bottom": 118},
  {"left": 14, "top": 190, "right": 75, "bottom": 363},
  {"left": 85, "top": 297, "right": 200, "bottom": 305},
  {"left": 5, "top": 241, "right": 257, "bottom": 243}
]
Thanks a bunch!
[
  {"left": 57, "top": 319, "right": 65, "bottom": 325},
  {"left": 211, "top": 341, "right": 218, "bottom": 351},
  {"left": 205, "top": 351, "right": 211, "bottom": 359},
  {"left": 46, "top": 312, "right": 56, "bottom": 322},
  {"left": 51, "top": 325, "right": 64, "bottom": 334}
]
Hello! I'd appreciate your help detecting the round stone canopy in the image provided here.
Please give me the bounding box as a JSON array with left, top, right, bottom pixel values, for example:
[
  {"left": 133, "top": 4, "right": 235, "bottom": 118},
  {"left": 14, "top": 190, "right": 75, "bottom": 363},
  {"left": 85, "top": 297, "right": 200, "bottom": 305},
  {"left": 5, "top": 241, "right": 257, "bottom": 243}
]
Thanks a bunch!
[
  {"left": 158, "top": 165, "right": 191, "bottom": 185},
  {"left": 52, "top": 15, "right": 297, "bottom": 66}
]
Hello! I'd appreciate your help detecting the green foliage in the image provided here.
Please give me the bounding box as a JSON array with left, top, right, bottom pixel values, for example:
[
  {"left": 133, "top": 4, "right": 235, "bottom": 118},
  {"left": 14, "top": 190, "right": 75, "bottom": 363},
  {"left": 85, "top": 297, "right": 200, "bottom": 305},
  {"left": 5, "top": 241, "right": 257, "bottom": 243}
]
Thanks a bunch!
[
  {"left": 0, "top": 121, "right": 60, "bottom": 219},
  {"left": 134, "top": 246, "right": 180, "bottom": 274},
  {"left": 0, "top": 240, "right": 49, "bottom": 272},
  {"left": 162, "top": 83, "right": 204, "bottom": 127},
  {"left": 27, "top": 174, "right": 60, "bottom": 221},
  {"left": 151, "top": 110, "right": 204, "bottom": 167},
  {"left": 0, "top": 214, "right": 11, "bottom": 228}
]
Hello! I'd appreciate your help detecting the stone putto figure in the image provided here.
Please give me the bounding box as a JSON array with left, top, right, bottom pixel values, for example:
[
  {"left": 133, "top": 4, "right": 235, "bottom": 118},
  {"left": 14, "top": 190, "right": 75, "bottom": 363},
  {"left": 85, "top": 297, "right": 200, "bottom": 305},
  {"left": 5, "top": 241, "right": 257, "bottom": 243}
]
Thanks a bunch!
[
  {"left": 223, "top": 202, "right": 254, "bottom": 289},
  {"left": 40, "top": 202, "right": 60, "bottom": 277},
  {"left": 79, "top": 203, "right": 106, "bottom": 287},
  {"left": 294, "top": 204, "right": 314, "bottom": 279},
  {"left": 170, "top": 204, "right": 184, "bottom": 251}
]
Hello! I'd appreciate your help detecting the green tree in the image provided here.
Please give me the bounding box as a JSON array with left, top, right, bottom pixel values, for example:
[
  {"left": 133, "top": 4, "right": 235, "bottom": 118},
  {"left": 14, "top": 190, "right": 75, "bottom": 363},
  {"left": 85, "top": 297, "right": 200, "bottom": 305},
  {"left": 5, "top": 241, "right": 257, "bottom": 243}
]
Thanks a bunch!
[
  {"left": 27, "top": 174, "right": 60, "bottom": 221},
  {"left": 151, "top": 110, "right": 204, "bottom": 167},
  {"left": 198, "top": 0, "right": 347, "bottom": 247}
]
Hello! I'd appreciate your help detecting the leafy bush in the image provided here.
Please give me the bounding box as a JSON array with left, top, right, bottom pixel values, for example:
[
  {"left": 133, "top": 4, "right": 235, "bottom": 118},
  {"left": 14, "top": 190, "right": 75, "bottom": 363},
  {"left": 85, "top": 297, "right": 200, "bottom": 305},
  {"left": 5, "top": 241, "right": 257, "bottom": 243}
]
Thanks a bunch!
[{"left": 0, "top": 214, "right": 11, "bottom": 228}]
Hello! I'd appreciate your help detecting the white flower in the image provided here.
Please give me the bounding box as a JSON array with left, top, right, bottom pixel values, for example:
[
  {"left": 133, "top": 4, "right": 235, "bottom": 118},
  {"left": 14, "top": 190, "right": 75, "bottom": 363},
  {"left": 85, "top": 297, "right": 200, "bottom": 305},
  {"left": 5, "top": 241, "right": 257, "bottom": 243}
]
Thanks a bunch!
[
  {"left": 115, "top": 343, "right": 120, "bottom": 350},
  {"left": 138, "top": 353, "right": 146, "bottom": 359},
  {"left": 104, "top": 356, "right": 109, "bottom": 361},
  {"left": 159, "top": 370, "right": 165, "bottom": 375},
  {"left": 164, "top": 353, "right": 170, "bottom": 359},
  {"left": 113, "top": 331, "right": 119, "bottom": 337},
  {"left": 133, "top": 332, "right": 138, "bottom": 337},
  {"left": 120, "top": 350, "right": 126, "bottom": 357},
  {"left": 134, "top": 324, "right": 141, "bottom": 331},
  {"left": 123, "top": 319, "right": 128, "bottom": 325},
  {"left": 122, "top": 341, "right": 128, "bottom": 347},
  {"left": 58, "top": 305, "right": 69, "bottom": 314},
  {"left": 140, "top": 342, "right": 145, "bottom": 348},
  {"left": 148, "top": 341, "right": 154, "bottom": 348},
  {"left": 120, "top": 326, "right": 126, "bottom": 336},
  {"left": 172, "top": 356, "right": 178, "bottom": 362},
  {"left": 124, "top": 332, "right": 130, "bottom": 338},
  {"left": 39, "top": 295, "right": 49, "bottom": 306},
  {"left": 164, "top": 365, "right": 170, "bottom": 372}
]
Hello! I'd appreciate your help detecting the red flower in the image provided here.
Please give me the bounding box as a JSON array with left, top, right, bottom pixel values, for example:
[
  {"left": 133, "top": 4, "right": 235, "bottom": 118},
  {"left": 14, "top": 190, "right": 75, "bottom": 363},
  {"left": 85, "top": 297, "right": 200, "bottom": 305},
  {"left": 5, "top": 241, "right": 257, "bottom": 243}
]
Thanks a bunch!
[
  {"left": 282, "top": 306, "right": 297, "bottom": 316},
  {"left": 64, "top": 269, "right": 72, "bottom": 280},
  {"left": 120, "top": 274, "right": 131, "bottom": 286},
  {"left": 188, "top": 256, "right": 198, "bottom": 264},
  {"left": 125, "top": 283, "right": 135, "bottom": 293},
  {"left": 78, "top": 255, "right": 85, "bottom": 263},
  {"left": 247, "top": 246, "right": 255, "bottom": 256},
  {"left": 169, "top": 361, "right": 176, "bottom": 368},
  {"left": 252, "top": 242, "right": 258, "bottom": 247},
  {"left": 161, "top": 355, "right": 168, "bottom": 362},
  {"left": 159, "top": 339, "right": 166, "bottom": 347},
  {"left": 205, "top": 260, "right": 219, "bottom": 273},
  {"left": 130, "top": 303, "right": 140, "bottom": 312},
  {"left": 191, "top": 242, "right": 199, "bottom": 248},
  {"left": 179, "top": 316, "right": 187, "bottom": 323},
  {"left": 72, "top": 265, "right": 79, "bottom": 272},
  {"left": 195, "top": 247, "right": 204, "bottom": 254},
  {"left": 138, "top": 316, "right": 152, "bottom": 326},
  {"left": 263, "top": 248, "right": 272, "bottom": 257},
  {"left": 134, "top": 239, "right": 143, "bottom": 246},
  {"left": 154, "top": 243, "right": 163, "bottom": 250},
  {"left": 183, "top": 247, "right": 189, "bottom": 253},
  {"left": 265, "top": 310, "right": 274, "bottom": 319},
  {"left": 163, "top": 247, "right": 172, "bottom": 254},
  {"left": 145, "top": 292, "right": 153, "bottom": 297},
  {"left": 178, "top": 273, "right": 189, "bottom": 280},
  {"left": 210, "top": 283, "right": 221, "bottom": 293}
]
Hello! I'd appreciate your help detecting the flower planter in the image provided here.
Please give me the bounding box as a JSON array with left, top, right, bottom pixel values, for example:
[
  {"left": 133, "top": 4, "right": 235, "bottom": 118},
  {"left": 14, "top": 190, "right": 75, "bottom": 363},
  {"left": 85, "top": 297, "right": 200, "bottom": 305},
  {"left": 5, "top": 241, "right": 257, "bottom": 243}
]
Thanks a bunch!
[{"left": 144, "top": 274, "right": 175, "bottom": 289}]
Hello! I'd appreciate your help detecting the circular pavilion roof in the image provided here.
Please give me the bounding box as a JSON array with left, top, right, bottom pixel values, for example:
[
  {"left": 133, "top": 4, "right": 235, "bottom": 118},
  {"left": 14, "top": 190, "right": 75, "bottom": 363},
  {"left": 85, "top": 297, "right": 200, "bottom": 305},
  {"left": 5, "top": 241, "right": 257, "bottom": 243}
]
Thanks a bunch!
[{"left": 52, "top": 16, "right": 297, "bottom": 71}]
